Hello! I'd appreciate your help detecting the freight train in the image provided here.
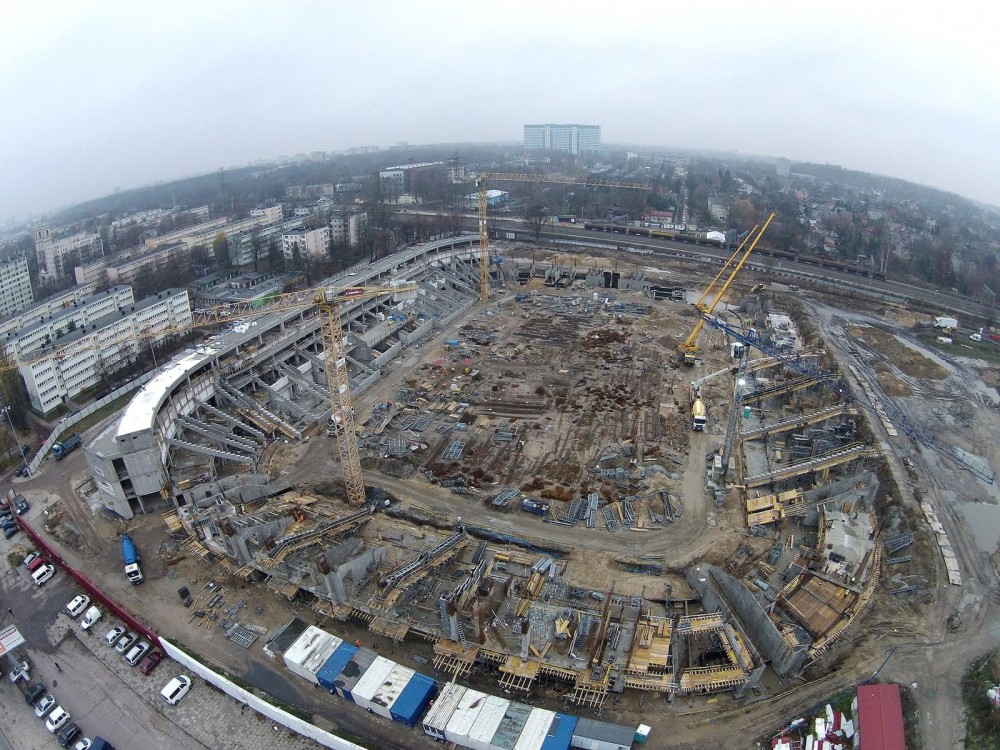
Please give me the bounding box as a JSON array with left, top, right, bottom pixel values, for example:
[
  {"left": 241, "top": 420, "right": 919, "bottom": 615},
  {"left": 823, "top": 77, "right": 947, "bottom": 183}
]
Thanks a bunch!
[
  {"left": 273, "top": 621, "right": 647, "bottom": 749},
  {"left": 580, "top": 221, "right": 886, "bottom": 281}
]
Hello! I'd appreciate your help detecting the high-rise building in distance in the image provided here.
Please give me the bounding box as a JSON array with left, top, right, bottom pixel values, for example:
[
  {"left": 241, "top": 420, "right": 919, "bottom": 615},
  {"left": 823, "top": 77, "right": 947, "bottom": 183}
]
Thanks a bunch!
[{"left": 524, "top": 124, "right": 601, "bottom": 155}]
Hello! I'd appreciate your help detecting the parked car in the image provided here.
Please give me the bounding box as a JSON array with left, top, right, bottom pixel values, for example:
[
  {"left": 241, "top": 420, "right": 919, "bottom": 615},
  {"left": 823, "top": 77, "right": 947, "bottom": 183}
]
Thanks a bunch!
[
  {"left": 45, "top": 704, "right": 70, "bottom": 732},
  {"left": 58, "top": 721, "right": 81, "bottom": 747},
  {"left": 31, "top": 564, "right": 55, "bottom": 586},
  {"left": 15, "top": 463, "right": 29, "bottom": 477},
  {"left": 160, "top": 675, "right": 192, "bottom": 705},
  {"left": 103, "top": 626, "right": 125, "bottom": 647},
  {"left": 3, "top": 524, "right": 18, "bottom": 539},
  {"left": 124, "top": 640, "right": 151, "bottom": 666},
  {"left": 34, "top": 693, "right": 56, "bottom": 718},
  {"left": 80, "top": 606, "right": 102, "bottom": 630},
  {"left": 23, "top": 551, "right": 40, "bottom": 568},
  {"left": 138, "top": 650, "right": 164, "bottom": 675},
  {"left": 65, "top": 594, "right": 91, "bottom": 618},
  {"left": 25, "top": 681, "right": 46, "bottom": 706},
  {"left": 73, "top": 739, "right": 93, "bottom": 750},
  {"left": 14, "top": 495, "right": 29, "bottom": 514},
  {"left": 114, "top": 632, "right": 137, "bottom": 654},
  {"left": 27, "top": 555, "right": 47, "bottom": 573}
]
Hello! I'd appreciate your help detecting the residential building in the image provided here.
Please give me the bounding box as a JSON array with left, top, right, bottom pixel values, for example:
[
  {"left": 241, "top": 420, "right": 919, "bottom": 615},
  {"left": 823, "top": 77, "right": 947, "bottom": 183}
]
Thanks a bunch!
[
  {"left": 3, "top": 286, "right": 135, "bottom": 361},
  {"left": 34, "top": 227, "right": 105, "bottom": 279},
  {"left": 776, "top": 157, "right": 791, "bottom": 178},
  {"left": 0, "top": 246, "right": 33, "bottom": 317},
  {"left": 250, "top": 205, "right": 283, "bottom": 224},
  {"left": 19, "top": 288, "right": 191, "bottom": 413},
  {"left": 0, "top": 284, "right": 94, "bottom": 343},
  {"left": 227, "top": 217, "right": 303, "bottom": 267},
  {"left": 74, "top": 257, "right": 111, "bottom": 287},
  {"left": 330, "top": 212, "right": 368, "bottom": 247},
  {"left": 144, "top": 216, "right": 227, "bottom": 250},
  {"left": 523, "top": 124, "right": 601, "bottom": 154},
  {"left": 282, "top": 226, "right": 330, "bottom": 262},
  {"left": 378, "top": 162, "right": 445, "bottom": 201},
  {"left": 107, "top": 242, "right": 189, "bottom": 285}
]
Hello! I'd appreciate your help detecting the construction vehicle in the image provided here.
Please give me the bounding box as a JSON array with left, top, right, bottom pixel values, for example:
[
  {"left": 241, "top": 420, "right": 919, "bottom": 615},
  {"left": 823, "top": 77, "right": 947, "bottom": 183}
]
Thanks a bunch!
[
  {"left": 692, "top": 397, "right": 707, "bottom": 431},
  {"left": 52, "top": 434, "right": 81, "bottom": 460},
  {"left": 933, "top": 316, "right": 958, "bottom": 330},
  {"left": 121, "top": 533, "right": 144, "bottom": 584},
  {"left": 677, "top": 214, "right": 775, "bottom": 365}
]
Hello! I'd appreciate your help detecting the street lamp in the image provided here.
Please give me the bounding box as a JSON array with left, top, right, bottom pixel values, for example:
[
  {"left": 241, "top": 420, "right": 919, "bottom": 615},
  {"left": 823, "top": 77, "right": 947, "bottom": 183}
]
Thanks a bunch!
[{"left": 0, "top": 403, "right": 30, "bottom": 478}]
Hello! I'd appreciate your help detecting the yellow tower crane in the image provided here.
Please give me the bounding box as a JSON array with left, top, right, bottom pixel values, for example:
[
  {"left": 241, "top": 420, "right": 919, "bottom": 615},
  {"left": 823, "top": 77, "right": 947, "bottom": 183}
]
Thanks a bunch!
[
  {"left": 476, "top": 173, "right": 652, "bottom": 301},
  {"left": 5, "top": 282, "right": 416, "bottom": 507},
  {"left": 677, "top": 212, "right": 775, "bottom": 365}
]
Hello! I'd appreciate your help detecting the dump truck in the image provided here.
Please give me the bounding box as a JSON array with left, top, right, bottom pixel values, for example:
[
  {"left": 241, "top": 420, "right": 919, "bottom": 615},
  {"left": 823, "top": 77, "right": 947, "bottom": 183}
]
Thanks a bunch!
[
  {"left": 52, "top": 433, "right": 81, "bottom": 460},
  {"left": 692, "top": 398, "right": 708, "bottom": 431},
  {"left": 122, "top": 533, "right": 144, "bottom": 584}
]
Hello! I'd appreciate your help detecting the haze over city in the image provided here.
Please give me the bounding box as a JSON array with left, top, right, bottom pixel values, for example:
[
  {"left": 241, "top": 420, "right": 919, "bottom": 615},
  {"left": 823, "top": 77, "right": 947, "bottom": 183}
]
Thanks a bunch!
[{"left": 1, "top": 1, "right": 997, "bottom": 221}]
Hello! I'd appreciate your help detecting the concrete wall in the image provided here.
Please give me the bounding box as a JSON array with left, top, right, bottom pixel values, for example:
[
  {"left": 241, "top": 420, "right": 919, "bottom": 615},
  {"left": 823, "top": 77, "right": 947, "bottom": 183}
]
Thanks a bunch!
[
  {"left": 158, "top": 638, "right": 364, "bottom": 750},
  {"left": 399, "top": 318, "right": 434, "bottom": 345},
  {"left": 372, "top": 341, "right": 402, "bottom": 368}
]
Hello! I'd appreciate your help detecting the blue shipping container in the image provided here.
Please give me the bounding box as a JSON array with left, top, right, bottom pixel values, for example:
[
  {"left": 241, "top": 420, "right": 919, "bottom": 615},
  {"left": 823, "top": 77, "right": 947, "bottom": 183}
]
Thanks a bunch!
[
  {"left": 317, "top": 642, "right": 358, "bottom": 692},
  {"left": 540, "top": 713, "right": 577, "bottom": 750},
  {"left": 389, "top": 672, "right": 438, "bottom": 727}
]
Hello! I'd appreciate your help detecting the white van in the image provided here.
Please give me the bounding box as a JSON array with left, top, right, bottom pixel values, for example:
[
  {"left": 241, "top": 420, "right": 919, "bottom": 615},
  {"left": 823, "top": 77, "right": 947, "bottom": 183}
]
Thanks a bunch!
[
  {"left": 161, "top": 675, "right": 192, "bottom": 705},
  {"left": 31, "top": 564, "right": 55, "bottom": 586}
]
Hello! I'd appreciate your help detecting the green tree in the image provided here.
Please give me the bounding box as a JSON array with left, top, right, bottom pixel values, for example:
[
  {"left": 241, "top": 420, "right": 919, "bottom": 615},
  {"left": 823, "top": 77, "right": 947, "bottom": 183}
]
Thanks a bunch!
[{"left": 212, "top": 232, "right": 229, "bottom": 266}]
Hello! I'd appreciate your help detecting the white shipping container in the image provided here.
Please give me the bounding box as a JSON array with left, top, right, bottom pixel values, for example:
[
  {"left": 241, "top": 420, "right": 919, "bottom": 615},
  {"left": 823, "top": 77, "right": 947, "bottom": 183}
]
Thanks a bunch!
[
  {"left": 350, "top": 656, "right": 397, "bottom": 711},
  {"left": 513, "top": 708, "right": 556, "bottom": 750},
  {"left": 464, "top": 695, "right": 510, "bottom": 750},
  {"left": 365, "top": 663, "right": 415, "bottom": 719},
  {"left": 282, "top": 626, "right": 343, "bottom": 685},
  {"left": 423, "top": 683, "right": 467, "bottom": 740},
  {"left": 444, "top": 688, "right": 490, "bottom": 745}
]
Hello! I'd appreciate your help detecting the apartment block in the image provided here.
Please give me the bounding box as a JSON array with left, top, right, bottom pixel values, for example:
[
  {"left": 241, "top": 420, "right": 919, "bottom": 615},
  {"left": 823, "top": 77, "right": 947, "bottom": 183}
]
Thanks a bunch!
[
  {"left": 3, "top": 286, "right": 135, "bottom": 361},
  {"left": 329, "top": 212, "right": 368, "bottom": 247},
  {"left": 0, "top": 284, "right": 95, "bottom": 343},
  {"left": 250, "top": 205, "right": 284, "bottom": 223},
  {"left": 34, "top": 226, "right": 105, "bottom": 279},
  {"left": 20, "top": 288, "right": 191, "bottom": 413},
  {"left": 523, "top": 123, "right": 601, "bottom": 154},
  {"left": 281, "top": 226, "right": 330, "bottom": 261},
  {"left": 0, "top": 246, "right": 34, "bottom": 317}
]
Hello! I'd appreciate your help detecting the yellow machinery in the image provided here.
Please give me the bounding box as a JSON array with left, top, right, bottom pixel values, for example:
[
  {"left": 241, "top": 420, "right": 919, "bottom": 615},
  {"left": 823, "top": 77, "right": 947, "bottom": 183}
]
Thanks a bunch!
[
  {"left": 678, "top": 213, "right": 775, "bottom": 365},
  {"left": 6, "top": 282, "right": 416, "bottom": 507},
  {"left": 477, "top": 173, "right": 651, "bottom": 301}
]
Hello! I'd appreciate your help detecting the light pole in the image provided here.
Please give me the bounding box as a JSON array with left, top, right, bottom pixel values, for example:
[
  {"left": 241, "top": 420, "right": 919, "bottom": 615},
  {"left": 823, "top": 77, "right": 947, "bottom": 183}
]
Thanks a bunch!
[{"left": 0, "top": 403, "right": 30, "bottom": 478}]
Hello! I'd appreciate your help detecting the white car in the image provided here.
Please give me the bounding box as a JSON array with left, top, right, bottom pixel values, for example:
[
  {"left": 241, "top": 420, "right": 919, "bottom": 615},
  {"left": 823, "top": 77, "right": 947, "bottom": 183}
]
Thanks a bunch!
[
  {"left": 73, "top": 740, "right": 93, "bottom": 750},
  {"left": 161, "top": 674, "right": 192, "bottom": 705},
  {"left": 65, "top": 595, "right": 91, "bottom": 618},
  {"left": 103, "top": 625, "right": 125, "bottom": 646},
  {"left": 31, "top": 564, "right": 55, "bottom": 586},
  {"left": 80, "top": 606, "right": 102, "bottom": 630},
  {"left": 45, "top": 705, "right": 70, "bottom": 732},
  {"left": 34, "top": 693, "right": 56, "bottom": 718}
]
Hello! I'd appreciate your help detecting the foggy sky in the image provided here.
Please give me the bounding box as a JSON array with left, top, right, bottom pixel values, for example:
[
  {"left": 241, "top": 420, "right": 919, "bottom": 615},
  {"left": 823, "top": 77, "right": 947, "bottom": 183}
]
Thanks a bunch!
[{"left": 2, "top": 2, "right": 997, "bottom": 223}]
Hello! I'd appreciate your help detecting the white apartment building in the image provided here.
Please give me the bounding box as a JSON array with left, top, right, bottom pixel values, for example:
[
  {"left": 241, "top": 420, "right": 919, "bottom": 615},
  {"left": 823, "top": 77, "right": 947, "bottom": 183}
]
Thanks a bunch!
[
  {"left": 250, "top": 205, "right": 283, "bottom": 224},
  {"left": 34, "top": 227, "right": 105, "bottom": 279},
  {"left": 0, "top": 247, "right": 33, "bottom": 317},
  {"left": 107, "top": 242, "right": 188, "bottom": 285},
  {"left": 3, "top": 286, "right": 135, "bottom": 361},
  {"left": 20, "top": 288, "right": 191, "bottom": 413},
  {"left": 281, "top": 226, "right": 330, "bottom": 261},
  {"left": 0, "top": 284, "right": 95, "bottom": 342}
]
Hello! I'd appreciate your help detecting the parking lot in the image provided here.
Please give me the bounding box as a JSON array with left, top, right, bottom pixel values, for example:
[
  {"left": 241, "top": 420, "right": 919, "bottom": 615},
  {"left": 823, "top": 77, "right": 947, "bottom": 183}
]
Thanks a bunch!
[{"left": 1, "top": 536, "right": 323, "bottom": 750}]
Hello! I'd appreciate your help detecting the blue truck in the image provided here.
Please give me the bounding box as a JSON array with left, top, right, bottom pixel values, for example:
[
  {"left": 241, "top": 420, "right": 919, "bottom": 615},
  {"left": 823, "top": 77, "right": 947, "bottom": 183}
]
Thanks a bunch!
[
  {"left": 52, "top": 433, "right": 81, "bottom": 460},
  {"left": 122, "top": 533, "right": 144, "bottom": 584}
]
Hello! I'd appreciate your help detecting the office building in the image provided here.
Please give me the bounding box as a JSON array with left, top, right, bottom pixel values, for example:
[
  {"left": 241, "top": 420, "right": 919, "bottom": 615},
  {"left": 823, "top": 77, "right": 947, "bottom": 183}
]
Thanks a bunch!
[{"left": 523, "top": 124, "right": 601, "bottom": 154}]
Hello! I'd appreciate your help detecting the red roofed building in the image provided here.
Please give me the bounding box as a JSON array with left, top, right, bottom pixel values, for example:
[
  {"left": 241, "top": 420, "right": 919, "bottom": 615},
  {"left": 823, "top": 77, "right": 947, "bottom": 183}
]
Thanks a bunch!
[{"left": 856, "top": 683, "right": 905, "bottom": 749}]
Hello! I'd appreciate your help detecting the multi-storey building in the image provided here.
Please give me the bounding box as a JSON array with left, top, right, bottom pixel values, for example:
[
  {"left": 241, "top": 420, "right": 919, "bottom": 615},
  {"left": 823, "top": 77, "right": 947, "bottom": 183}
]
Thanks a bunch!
[
  {"left": 329, "top": 212, "right": 368, "bottom": 247},
  {"left": 281, "top": 226, "right": 330, "bottom": 261},
  {"left": 0, "top": 284, "right": 95, "bottom": 343},
  {"left": 250, "top": 205, "right": 283, "bottom": 224},
  {"left": 0, "top": 246, "right": 33, "bottom": 317},
  {"left": 227, "top": 217, "right": 303, "bottom": 267},
  {"left": 34, "top": 227, "right": 105, "bottom": 279},
  {"left": 378, "top": 162, "right": 445, "bottom": 200},
  {"left": 19, "top": 288, "right": 191, "bottom": 413},
  {"left": 107, "top": 242, "right": 189, "bottom": 285},
  {"left": 523, "top": 124, "right": 601, "bottom": 154},
  {"left": 3, "top": 286, "right": 135, "bottom": 361}
]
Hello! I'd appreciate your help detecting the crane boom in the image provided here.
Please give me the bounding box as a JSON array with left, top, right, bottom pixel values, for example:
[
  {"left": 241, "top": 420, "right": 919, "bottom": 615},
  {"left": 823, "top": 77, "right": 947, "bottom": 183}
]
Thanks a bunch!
[{"left": 678, "top": 213, "right": 774, "bottom": 365}]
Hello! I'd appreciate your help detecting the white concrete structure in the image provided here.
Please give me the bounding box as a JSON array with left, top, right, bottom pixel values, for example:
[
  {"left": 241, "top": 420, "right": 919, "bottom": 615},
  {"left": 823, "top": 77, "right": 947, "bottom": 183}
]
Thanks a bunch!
[
  {"left": 0, "top": 246, "right": 33, "bottom": 317},
  {"left": 0, "top": 284, "right": 94, "bottom": 342},
  {"left": 20, "top": 288, "right": 191, "bottom": 413},
  {"left": 329, "top": 212, "right": 367, "bottom": 247},
  {"left": 523, "top": 123, "right": 601, "bottom": 154},
  {"left": 250, "top": 205, "right": 283, "bottom": 223}
]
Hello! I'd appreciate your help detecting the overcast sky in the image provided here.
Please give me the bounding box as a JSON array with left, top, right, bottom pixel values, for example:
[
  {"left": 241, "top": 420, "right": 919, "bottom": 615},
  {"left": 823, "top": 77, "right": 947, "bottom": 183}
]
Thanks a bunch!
[{"left": 2, "top": 2, "right": 997, "bottom": 224}]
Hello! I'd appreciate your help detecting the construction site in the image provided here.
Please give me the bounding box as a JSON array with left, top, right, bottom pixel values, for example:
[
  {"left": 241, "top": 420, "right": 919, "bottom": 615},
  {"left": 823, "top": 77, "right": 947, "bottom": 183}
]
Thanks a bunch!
[
  {"left": 20, "top": 204, "right": 1000, "bottom": 750},
  {"left": 134, "top": 221, "right": 932, "bottom": 711}
]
